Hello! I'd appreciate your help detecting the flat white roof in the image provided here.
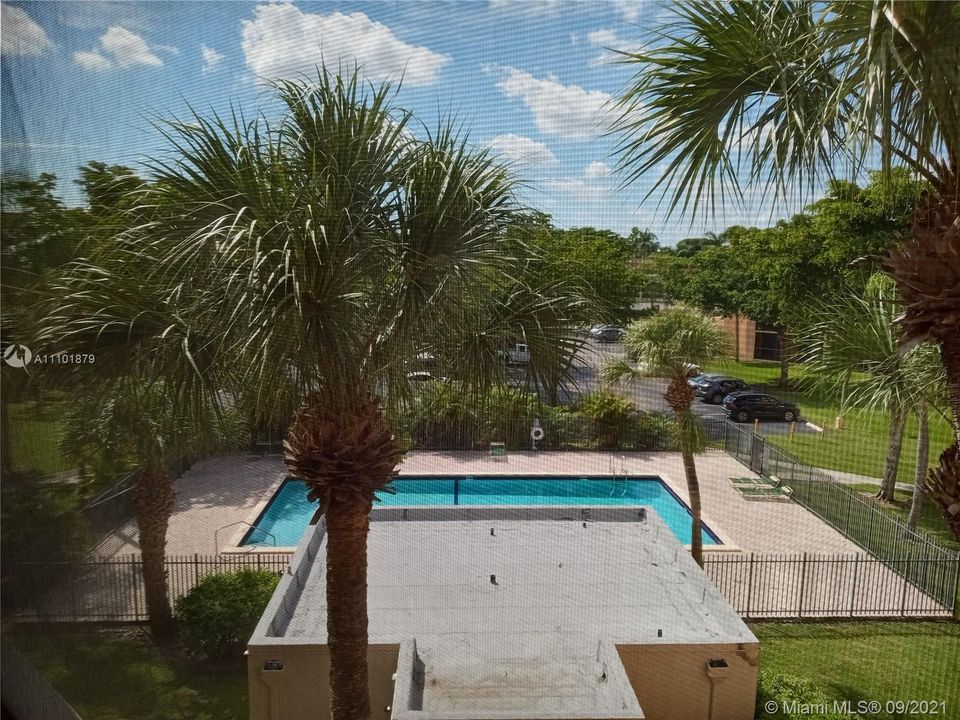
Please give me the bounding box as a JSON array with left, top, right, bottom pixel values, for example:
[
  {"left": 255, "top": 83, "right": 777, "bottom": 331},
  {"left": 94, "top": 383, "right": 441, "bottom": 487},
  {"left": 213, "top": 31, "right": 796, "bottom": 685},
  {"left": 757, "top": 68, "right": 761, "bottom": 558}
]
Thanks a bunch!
[{"left": 251, "top": 506, "right": 757, "bottom": 717}]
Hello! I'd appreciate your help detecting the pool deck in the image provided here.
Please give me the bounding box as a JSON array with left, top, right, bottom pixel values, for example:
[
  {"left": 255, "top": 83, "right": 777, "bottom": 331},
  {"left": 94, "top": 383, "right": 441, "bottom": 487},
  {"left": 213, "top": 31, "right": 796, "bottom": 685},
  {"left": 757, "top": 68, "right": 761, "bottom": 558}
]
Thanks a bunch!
[{"left": 94, "top": 449, "right": 864, "bottom": 557}]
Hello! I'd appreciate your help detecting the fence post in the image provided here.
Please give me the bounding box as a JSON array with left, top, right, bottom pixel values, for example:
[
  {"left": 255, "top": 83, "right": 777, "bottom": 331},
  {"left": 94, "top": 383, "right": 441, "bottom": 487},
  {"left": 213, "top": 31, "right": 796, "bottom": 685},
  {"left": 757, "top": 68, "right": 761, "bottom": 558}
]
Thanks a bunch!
[
  {"left": 900, "top": 556, "right": 909, "bottom": 617},
  {"left": 745, "top": 553, "right": 755, "bottom": 619},
  {"left": 954, "top": 553, "right": 960, "bottom": 620},
  {"left": 849, "top": 554, "right": 859, "bottom": 617},
  {"left": 797, "top": 553, "right": 808, "bottom": 618},
  {"left": 194, "top": 553, "right": 200, "bottom": 590},
  {"left": 132, "top": 556, "right": 143, "bottom": 621}
]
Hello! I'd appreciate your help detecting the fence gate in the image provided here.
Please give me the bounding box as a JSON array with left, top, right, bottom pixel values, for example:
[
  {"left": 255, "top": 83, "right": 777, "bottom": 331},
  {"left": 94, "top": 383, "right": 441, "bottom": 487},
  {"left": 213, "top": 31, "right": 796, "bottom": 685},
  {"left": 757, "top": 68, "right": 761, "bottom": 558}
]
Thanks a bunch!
[{"left": 749, "top": 433, "right": 765, "bottom": 474}]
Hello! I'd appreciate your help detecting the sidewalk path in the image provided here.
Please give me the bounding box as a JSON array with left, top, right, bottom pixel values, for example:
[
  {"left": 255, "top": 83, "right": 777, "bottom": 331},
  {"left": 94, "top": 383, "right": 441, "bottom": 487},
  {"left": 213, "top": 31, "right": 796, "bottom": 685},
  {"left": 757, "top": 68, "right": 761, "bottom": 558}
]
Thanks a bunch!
[{"left": 819, "top": 467, "right": 914, "bottom": 494}]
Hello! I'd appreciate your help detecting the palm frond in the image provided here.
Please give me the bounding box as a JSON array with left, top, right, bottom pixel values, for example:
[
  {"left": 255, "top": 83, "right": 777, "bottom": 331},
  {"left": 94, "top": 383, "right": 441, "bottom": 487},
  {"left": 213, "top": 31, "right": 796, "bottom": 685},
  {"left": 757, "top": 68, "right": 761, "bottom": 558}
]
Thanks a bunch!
[{"left": 610, "top": 0, "right": 960, "bottom": 217}]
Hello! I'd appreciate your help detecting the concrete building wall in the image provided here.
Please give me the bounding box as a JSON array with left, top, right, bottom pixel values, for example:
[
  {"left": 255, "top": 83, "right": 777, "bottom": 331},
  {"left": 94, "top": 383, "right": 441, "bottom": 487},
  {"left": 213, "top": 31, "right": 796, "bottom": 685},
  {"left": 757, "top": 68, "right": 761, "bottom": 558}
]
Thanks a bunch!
[
  {"left": 717, "top": 315, "right": 756, "bottom": 362},
  {"left": 617, "top": 644, "right": 759, "bottom": 720},
  {"left": 247, "top": 644, "right": 399, "bottom": 720}
]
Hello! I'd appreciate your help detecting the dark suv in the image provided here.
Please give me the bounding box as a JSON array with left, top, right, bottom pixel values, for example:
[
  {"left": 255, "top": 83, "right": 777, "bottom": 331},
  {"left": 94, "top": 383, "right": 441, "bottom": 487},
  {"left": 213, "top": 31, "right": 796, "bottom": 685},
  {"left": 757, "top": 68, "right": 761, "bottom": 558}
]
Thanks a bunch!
[
  {"left": 694, "top": 376, "right": 748, "bottom": 404},
  {"left": 595, "top": 326, "right": 623, "bottom": 343},
  {"left": 723, "top": 392, "right": 800, "bottom": 423}
]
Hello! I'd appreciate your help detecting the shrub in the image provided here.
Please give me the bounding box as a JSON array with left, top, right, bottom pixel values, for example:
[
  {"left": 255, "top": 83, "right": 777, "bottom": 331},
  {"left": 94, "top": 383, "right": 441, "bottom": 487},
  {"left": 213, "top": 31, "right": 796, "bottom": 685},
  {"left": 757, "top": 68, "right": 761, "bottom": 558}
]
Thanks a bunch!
[
  {"left": 399, "top": 383, "right": 479, "bottom": 450},
  {"left": 576, "top": 390, "right": 637, "bottom": 450},
  {"left": 756, "top": 669, "right": 859, "bottom": 720},
  {"left": 175, "top": 569, "right": 280, "bottom": 660},
  {"left": 477, "top": 389, "right": 571, "bottom": 449},
  {"left": 632, "top": 412, "right": 675, "bottom": 451},
  {"left": 400, "top": 384, "right": 574, "bottom": 450}
]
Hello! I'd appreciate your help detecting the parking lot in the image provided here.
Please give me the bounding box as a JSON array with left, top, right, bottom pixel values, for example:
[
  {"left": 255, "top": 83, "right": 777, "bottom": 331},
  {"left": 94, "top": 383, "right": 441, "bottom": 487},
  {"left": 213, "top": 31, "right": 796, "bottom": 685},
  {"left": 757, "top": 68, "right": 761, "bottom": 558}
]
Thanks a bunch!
[{"left": 565, "top": 340, "right": 820, "bottom": 438}]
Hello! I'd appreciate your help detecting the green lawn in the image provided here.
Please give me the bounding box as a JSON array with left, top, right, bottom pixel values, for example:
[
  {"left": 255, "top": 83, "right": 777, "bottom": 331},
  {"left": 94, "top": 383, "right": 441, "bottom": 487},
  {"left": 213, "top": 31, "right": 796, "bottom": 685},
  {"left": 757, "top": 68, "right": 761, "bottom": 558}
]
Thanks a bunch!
[
  {"left": 844, "top": 483, "right": 960, "bottom": 552},
  {"left": 753, "top": 622, "right": 960, "bottom": 719},
  {"left": 8, "top": 623, "right": 959, "bottom": 720},
  {"left": 705, "top": 360, "right": 954, "bottom": 484},
  {"left": 5, "top": 628, "right": 247, "bottom": 720}
]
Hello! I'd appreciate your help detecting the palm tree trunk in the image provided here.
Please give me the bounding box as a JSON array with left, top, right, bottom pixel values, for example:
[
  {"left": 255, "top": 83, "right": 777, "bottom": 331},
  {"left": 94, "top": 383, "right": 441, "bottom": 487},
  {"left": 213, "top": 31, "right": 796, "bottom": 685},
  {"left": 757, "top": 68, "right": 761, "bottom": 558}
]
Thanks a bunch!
[
  {"left": 134, "top": 465, "right": 176, "bottom": 640},
  {"left": 681, "top": 447, "right": 704, "bottom": 567},
  {"left": 877, "top": 405, "right": 908, "bottom": 502},
  {"left": 664, "top": 374, "right": 704, "bottom": 567},
  {"left": 325, "top": 492, "right": 373, "bottom": 720},
  {"left": 907, "top": 402, "right": 929, "bottom": 530},
  {"left": 942, "top": 334, "right": 960, "bottom": 445}
]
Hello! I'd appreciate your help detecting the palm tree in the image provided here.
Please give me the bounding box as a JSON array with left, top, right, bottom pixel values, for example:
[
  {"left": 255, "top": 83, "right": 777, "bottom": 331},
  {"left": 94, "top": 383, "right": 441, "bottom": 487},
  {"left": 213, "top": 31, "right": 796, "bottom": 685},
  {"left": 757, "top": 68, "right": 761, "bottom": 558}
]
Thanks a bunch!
[
  {"left": 905, "top": 344, "right": 945, "bottom": 529},
  {"left": 603, "top": 306, "right": 728, "bottom": 566},
  {"left": 609, "top": 1, "right": 959, "bottom": 518},
  {"left": 38, "top": 243, "right": 235, "bottom": 639},
  {"left": 626, "top": 226, "right": 661, "bottom": 260},
  {"left": 133, "top": 69, "right": 583, "bottom": 718},
  {"left": 797, "top": 275, "right": 945, "bottom": 503}
]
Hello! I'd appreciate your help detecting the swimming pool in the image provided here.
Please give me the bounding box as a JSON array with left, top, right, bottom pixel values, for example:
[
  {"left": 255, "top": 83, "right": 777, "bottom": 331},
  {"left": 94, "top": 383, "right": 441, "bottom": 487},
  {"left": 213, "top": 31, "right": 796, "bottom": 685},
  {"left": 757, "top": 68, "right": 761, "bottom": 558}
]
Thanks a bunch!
[{"left": 242, "top": 476, "right": 721, "bottom": 547}]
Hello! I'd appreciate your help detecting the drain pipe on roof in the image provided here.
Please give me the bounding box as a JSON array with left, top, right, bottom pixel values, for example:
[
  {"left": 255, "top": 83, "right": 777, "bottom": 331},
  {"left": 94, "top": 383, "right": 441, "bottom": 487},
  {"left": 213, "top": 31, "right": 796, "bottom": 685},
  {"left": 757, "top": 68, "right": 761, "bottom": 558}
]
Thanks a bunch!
[{"left": 705, "top": 658, "right": 730, "bottom": 720}]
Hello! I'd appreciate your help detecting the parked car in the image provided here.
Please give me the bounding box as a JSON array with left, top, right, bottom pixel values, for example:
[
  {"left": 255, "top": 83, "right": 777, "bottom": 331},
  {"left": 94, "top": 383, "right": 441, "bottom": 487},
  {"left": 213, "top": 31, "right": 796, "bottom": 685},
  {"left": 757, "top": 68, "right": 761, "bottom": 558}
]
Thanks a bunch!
[
  {"left": 498, "top": 343, "right": 531, "bottom": 365},
  {"left": 590, "top": 324, "right": 617, "bottom": 336},
  {"left": 695, "top": 376, "right": 748, "bottom": 404},
  {"left": 722, "top": 392, "right": 800, "bottom": 423},
  {"left": 595, "top": 326, "right": 624, "bottom": 343},
  {"left": 407, "top": 371, "right": 443, "bottom": 383},
  {"left": 687, "top": 372, "right": 714, "bottom": 388}
]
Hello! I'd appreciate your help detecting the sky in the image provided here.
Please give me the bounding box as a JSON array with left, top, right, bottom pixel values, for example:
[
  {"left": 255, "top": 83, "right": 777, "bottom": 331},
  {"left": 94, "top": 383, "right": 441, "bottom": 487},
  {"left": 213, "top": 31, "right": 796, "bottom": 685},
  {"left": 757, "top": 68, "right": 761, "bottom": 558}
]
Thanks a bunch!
[{"left": 1, "top": 0, "right": 807, "bottom": 246}]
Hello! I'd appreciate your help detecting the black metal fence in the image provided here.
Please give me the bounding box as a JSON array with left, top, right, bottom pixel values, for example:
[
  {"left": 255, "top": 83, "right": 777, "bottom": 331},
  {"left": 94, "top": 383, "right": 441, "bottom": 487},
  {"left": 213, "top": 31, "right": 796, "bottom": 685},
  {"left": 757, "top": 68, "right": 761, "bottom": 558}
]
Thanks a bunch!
[
  {"left": 717, "top": 420, "right": 960, "bottom": 611},
  {"left": 2, "top": 553, "right": 291, "bottom": 622},
  {"left": 2, "top": 550, "right": 953, "bottom": 623},
  {"left": 704, "top": 552, "right": 957, "bottom": 618}
]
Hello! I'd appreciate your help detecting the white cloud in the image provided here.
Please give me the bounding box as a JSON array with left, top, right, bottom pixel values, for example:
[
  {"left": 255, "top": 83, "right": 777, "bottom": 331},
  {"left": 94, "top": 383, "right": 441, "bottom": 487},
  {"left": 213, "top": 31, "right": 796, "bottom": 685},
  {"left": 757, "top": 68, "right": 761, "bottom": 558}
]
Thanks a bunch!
[
  {"left": 488, "top": 134, "right": 557, "bottom": 166},
  {"left": 74, "top": 26, "right": 164, "bottom": 70},
  {"left": 584, "top": 161, "right": 611, "bottom": 178},
  {"left": 495, "top": 67, "right": 612, "bottom": 140},
  {"left": 73, "top": 49, "right": 112, "bottom": 70},
  {"left": 614, "top": 0, "right": 642, "bottom": 23},
  {"left": 201, "top": 45, "right": 225, "bottom": 74},
  {"left": 488, "top": 0, "right": 562, "bottom": 15},
  {"left": 240, "top": 3, "right": 448, "bottom": 86},
  {"left": 1, "top": 4, "right": 54, "bottom": 56},
  {"left": 587, "top": 28, "right": 645, "bottom": 66},
  {"left": 587, "top": 29, "right": 644, "bottom": 53},
  {"left": 101, "top": 26, "right": 163, "bottom": 66}
]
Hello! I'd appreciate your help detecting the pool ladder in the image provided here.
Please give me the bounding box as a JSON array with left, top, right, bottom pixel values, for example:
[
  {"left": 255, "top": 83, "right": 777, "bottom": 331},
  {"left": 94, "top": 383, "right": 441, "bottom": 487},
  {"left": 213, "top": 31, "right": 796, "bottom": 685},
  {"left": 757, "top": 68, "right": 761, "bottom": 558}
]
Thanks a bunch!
[{"left": 610, "top": 456, "right": 628, "bottom": 497}]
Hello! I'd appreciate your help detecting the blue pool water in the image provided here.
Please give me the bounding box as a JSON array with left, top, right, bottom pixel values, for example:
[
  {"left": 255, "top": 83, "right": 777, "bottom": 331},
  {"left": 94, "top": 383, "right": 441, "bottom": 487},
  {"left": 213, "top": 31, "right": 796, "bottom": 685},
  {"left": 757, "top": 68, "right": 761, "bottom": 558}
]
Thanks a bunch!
[{"left": 242, "top": 476, "right": 721, "bottom": 547}]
